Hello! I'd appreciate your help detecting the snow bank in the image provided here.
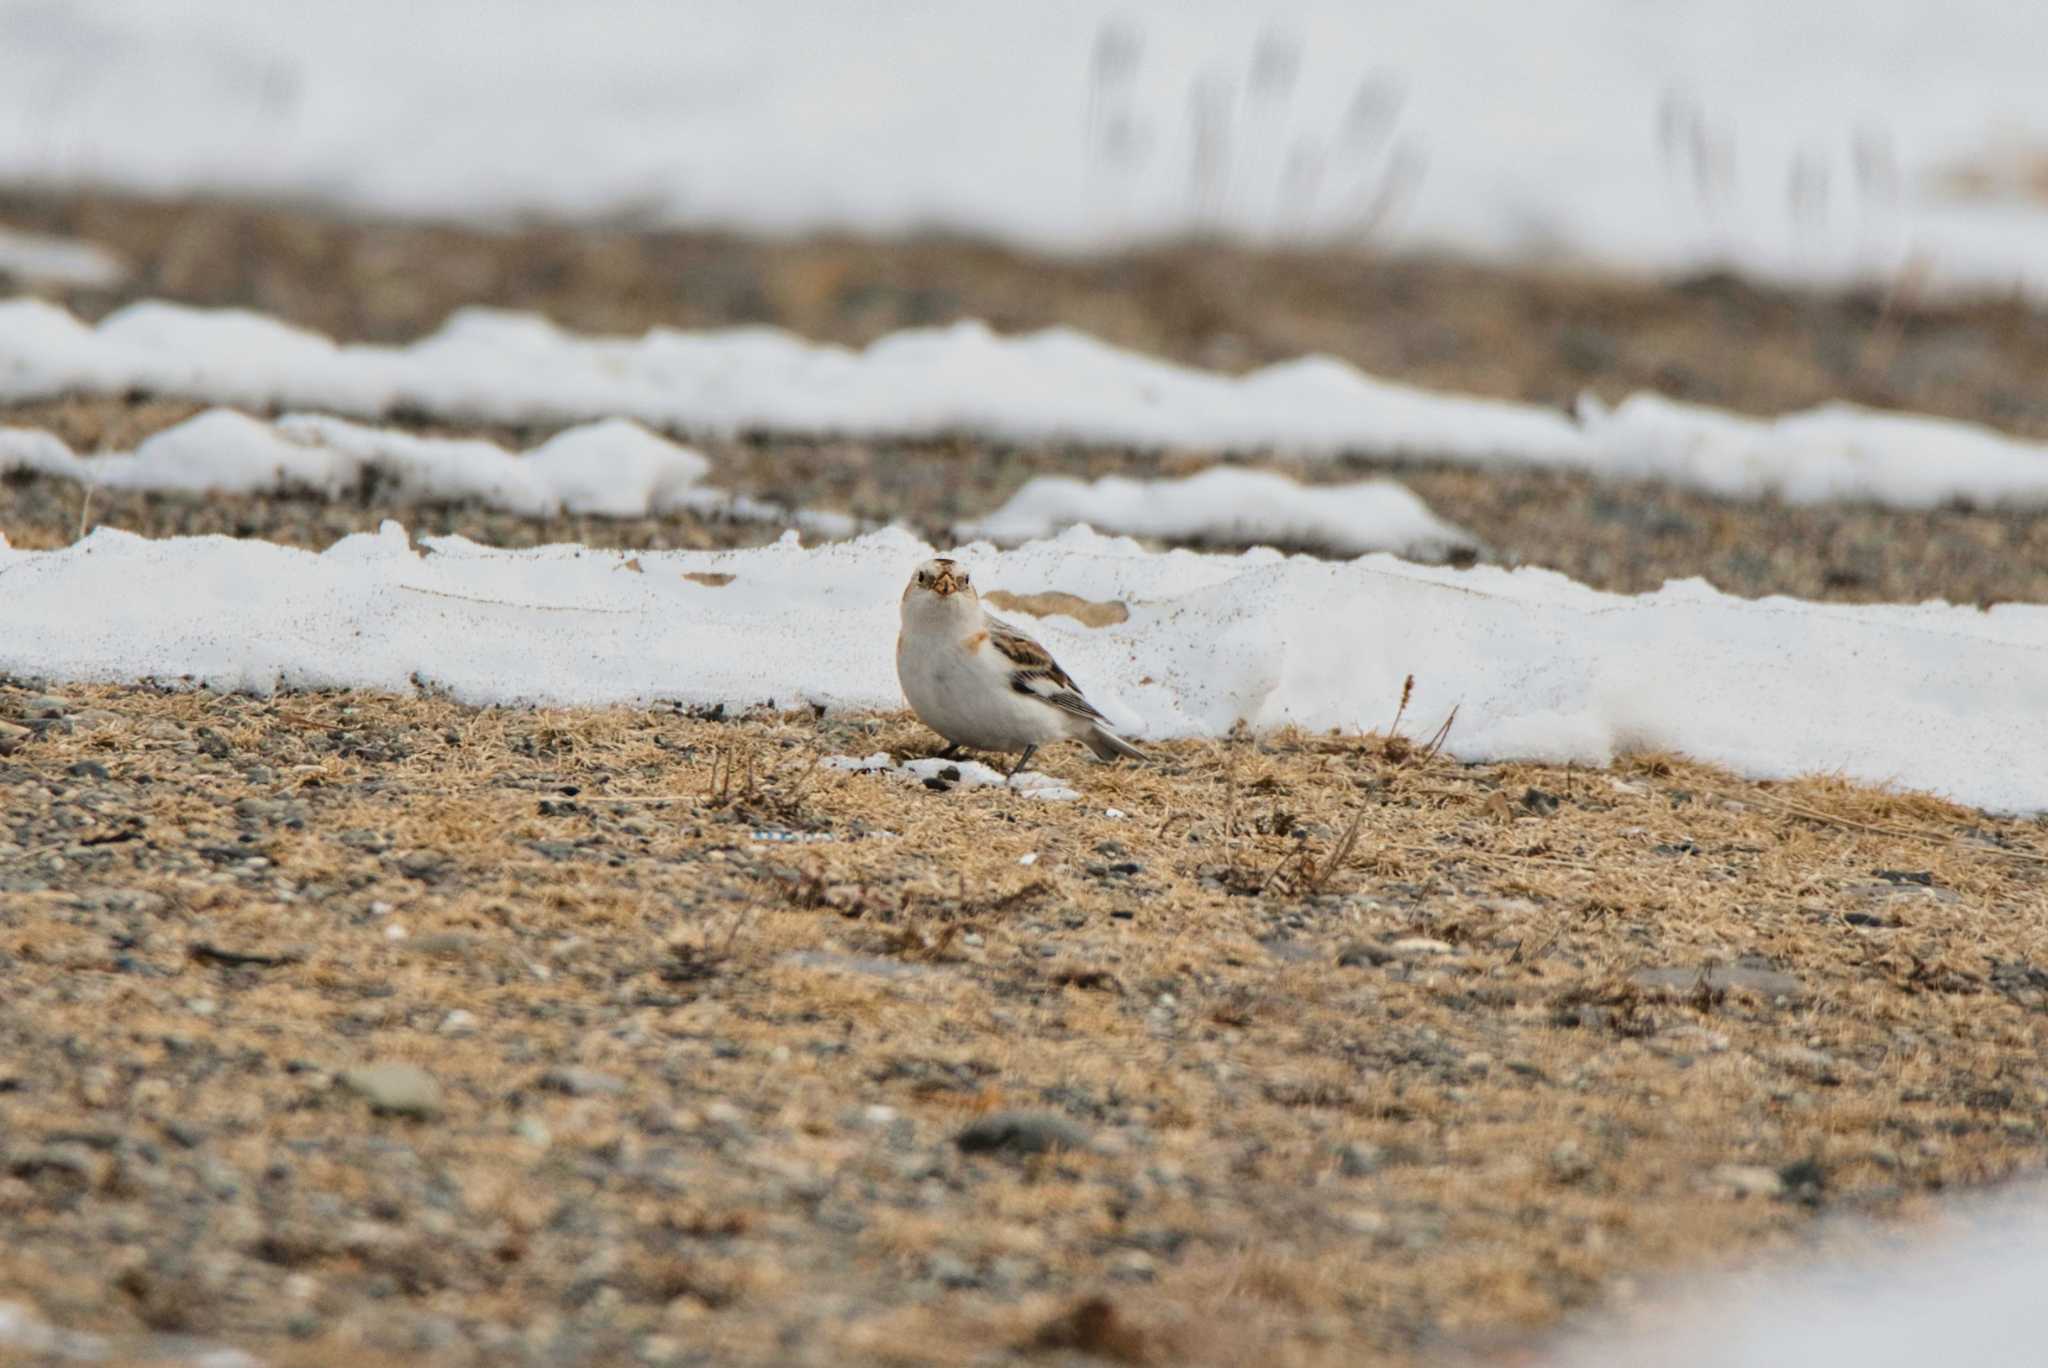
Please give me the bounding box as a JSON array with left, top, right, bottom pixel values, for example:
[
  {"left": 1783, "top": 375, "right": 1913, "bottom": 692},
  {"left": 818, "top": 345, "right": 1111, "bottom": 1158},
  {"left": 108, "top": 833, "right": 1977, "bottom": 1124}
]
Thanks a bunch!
[
  {"left": 5, "top": 2, "right": 2048, "bottom": 296},
  {"left": 0, "top": 226, "right": 127, "bottom": 289},
  {"left": 958, "top": 467, "right": 1480, "bottom": 560},
  {"left": 1553, "top": 1186, "right": 2048, "bottom": 1368},
  {"left": 1578, "top": 394, "right": 2048, "bottom": 511},
  {"left": 9, "top": 299, "right": 2048, "bottom": 511},
  {"left": 0, "top": 299, "right": 1581, "bottom": 465},
  {"left": 0, "top": 406, "right": 855, "bottom": 533},
  {"left": 1, "top": 524, "right": 2040, "bottom": 812}
]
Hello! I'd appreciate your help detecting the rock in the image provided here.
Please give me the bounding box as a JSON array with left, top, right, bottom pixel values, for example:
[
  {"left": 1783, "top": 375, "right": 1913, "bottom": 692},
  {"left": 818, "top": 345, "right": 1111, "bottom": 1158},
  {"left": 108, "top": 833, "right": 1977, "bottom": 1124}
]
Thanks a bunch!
[
  {"left": 955, "top": 1110, "right": 1090, "bottom": 1157},
  {"left": 438, "top": 1010, "right": 479, "bottom": 1037},
  {"left": 0, "top": 722, "right": 29, "bottom": 755},
  {"left": 1336, "top": 1141, "right": 1384, "bottom": 1177},
  {"left": 404, "top": 932, "right": 473, "bottom": 959},
  {"left": 65, "top": 761, "right": 110, "bottom": 780},
  {"left": 23, "top": 696, "right": 70, "bottom": 718},
  {"left": 1707, "top": 1164, "right": 1784, "bottom": 1199},
  {"left": 340, "top": 1063, "right": 444, "bottom": 1119},
  {"left": 925, "top": 1252, "right": 980, "bottom": 1288},
  {"left": 538, "top": 1067, "right": 627, "bottom": 1097},
  {"left": 396, "top": 851, "right": 451, "bottom": 882}
]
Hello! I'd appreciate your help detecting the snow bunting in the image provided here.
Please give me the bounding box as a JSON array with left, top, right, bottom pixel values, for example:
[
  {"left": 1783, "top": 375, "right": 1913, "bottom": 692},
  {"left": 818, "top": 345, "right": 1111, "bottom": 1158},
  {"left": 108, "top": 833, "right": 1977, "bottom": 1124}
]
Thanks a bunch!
[{"left": 897, "top": 557, "right": 1145, "bottom": 777}]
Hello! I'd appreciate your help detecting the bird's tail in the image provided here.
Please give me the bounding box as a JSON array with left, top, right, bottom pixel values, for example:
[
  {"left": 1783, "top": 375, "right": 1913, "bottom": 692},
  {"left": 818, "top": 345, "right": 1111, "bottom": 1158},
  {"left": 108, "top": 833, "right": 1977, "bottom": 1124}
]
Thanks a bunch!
[{"left": 1084, "top": 726, "right": 1147, "bottom": 763}]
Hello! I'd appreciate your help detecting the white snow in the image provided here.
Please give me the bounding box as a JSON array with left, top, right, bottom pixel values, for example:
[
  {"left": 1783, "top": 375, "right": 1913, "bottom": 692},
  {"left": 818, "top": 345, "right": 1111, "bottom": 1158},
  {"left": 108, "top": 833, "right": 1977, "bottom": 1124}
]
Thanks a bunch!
[
  {"left": 9, "top": 298, "right": 2048, "bottom": 511},
  {"left": 0, "top": 406, "right": 855, "bottom": 532},
  {"left": 1, "top": 523, "right": 2040, "bottom": 813},
  {"left": 0, "top": 226, "right": 126, "bottom": 289},
  {"left": 1552, "top": 1186, "right": 2048, "bottom": 1368},
  {"left": 959, "top": 467, "right": 1480, "bottom": 559},
  {"left": 824, "top": 753, "right": 1079, "bottom": 802},
  {"left": 1578, "top": 394, "right": 2048, "bottom": 510},
  {"left": 5, "top": 2, "right": 2048, "bottom": 297}
]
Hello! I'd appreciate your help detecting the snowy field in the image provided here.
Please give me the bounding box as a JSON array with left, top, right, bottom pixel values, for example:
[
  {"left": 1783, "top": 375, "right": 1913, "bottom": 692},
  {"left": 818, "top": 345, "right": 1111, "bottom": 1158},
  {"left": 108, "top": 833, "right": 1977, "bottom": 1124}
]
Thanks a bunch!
[{"left": 6, "top": 1, "right": 2048, "bottom": 296}]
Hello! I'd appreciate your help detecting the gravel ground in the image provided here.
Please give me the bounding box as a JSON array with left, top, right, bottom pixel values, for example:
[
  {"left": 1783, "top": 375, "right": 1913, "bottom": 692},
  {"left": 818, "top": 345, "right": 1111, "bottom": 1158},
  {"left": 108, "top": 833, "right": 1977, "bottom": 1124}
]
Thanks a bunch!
[{"left": 1, "top": 681, "right": 2044, "bottom": 1367}]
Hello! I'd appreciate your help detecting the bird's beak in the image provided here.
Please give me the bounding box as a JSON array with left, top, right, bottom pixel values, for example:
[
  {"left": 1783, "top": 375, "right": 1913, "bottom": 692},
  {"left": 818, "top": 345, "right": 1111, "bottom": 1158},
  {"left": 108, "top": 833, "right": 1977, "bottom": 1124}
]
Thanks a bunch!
[{"left": 930, "top": 571, "right": 961, "bottom": 596}]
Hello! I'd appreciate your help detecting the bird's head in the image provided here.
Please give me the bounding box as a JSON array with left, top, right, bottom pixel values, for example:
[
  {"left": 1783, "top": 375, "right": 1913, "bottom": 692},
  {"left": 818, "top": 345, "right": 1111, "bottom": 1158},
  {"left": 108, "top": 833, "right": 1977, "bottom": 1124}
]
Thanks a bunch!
[{"left": 906, "top": 557, "right": 973, "bottom": 601}]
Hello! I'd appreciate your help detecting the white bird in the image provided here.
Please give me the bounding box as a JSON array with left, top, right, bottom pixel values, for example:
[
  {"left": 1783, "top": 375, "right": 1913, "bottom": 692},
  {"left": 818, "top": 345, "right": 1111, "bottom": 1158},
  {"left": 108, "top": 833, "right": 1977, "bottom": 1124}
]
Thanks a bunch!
[{"left": 896, "top": 557, "right": 1145, "bottom": 777}]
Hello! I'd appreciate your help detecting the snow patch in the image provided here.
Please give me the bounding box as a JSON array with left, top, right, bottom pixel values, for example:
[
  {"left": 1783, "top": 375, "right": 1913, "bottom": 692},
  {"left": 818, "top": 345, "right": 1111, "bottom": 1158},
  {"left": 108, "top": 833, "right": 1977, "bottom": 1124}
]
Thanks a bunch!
[
  {"left": 1552, "top": 1185, "right": 2048, "bottom": 1368},
  {"left": 0, "top": 227, "right": 127, "bottom": 289},
  {"left": 826, "top": 753, "right": 1078, "bottom": 801},
  {"left": 1, "top": 525, "right": 2040, "bottom": 813},
  {"left": 0, "top": 408, "right": 853, "bottom": 532},
  {"left": 8, "top": 299, "right": 2048, "bottom": 511},
  {"left": 959, "top": 467, "right": 1480, "bottom": 560}
]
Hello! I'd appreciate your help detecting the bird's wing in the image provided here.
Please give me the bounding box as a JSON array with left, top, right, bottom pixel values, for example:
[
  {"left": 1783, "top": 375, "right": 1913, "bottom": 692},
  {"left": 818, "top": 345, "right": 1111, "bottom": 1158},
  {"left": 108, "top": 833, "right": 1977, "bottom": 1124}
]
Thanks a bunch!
[{"left": 986, "top": 616, "right": 1107, "bottom": 723}]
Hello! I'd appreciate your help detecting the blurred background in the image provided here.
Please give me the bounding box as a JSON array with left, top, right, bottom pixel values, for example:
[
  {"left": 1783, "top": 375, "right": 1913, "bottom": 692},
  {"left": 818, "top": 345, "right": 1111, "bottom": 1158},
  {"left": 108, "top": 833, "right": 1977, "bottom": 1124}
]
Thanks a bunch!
[{"left": 4, "top": 0, "right": 2046, "bottom": 605}]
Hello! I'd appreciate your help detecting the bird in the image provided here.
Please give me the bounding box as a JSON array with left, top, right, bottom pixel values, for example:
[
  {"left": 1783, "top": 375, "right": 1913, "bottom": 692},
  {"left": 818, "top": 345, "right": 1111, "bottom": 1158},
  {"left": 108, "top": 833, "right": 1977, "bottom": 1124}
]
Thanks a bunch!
[{"left": 896, "top": 557, "right": 1145, "bottom": 778}]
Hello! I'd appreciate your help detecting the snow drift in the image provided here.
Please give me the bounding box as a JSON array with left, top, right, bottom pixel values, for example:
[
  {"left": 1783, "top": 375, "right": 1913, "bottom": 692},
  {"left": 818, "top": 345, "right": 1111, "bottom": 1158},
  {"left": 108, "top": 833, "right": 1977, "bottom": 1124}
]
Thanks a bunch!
[
  {"left": 7, "top": 299, "right": 2048, "bottom": 511},
  {"left": 1, "top": 523, "right": 2039, "bottom": 813},
  {"left": 957, "top": 467, "right": 1481, "bottom": 560},
  {"left": 0, "top": 407, "right": 854, "bottom": 533}
]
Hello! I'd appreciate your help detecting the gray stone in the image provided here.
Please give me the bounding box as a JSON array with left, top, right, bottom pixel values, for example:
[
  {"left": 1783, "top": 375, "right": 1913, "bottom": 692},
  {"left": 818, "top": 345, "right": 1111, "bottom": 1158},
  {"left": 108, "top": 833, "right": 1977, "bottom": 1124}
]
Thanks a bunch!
[
  {"left": 0, "top": 721, "right": 28, "bottom": 755},
  {"left": 1707, "top": 1163, "right": 1784, "bottom": 1199},
  {"left": 341, "top": 1063, "right": 445, "bottom": 1119},
  {"left": 955, "top": 1110, "right": 1090, "bottom": 1157},
  {"left": 396, "top": 851, "right": 451, "bottom": 882},
  {"left": 925, "top": 1252, "right": 980, "bottom": 1288},
  {"left": 1336, "top": 1141, "right": 1384, "bottom": 1177},
  {"left": 539, "top": 1068, "right": 627, "bottom": 1098}
]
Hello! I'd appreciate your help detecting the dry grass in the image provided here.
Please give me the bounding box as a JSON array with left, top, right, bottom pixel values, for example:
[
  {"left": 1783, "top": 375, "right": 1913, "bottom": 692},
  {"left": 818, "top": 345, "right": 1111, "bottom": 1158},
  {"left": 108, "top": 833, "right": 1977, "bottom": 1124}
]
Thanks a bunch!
[{"left": 1, "top": 680, "right": 2044, "bottom": 1364}]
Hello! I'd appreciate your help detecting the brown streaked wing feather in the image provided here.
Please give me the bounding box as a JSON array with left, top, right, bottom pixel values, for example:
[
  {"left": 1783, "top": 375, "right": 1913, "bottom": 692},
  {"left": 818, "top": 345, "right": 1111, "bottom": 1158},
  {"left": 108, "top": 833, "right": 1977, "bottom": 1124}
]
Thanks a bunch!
[{"left": 985, "top": 616, "right": 1106, "bottom": 723}]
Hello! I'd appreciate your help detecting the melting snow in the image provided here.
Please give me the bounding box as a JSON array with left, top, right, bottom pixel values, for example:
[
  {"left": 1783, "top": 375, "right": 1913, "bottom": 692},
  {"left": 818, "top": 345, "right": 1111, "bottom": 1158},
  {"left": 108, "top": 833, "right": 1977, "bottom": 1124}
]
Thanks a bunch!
[
  {"left": 959, "top": 467, "right": 1481, "bottom": 559},
  {"left": 1, "top": 523, "right": 2039, "bottom": 813},
  {"left": 0, "top": 407, "right": 856, "bottom": 532},
  {"left": 6, "top": 299, "right": 2048, "bottom": 511}
]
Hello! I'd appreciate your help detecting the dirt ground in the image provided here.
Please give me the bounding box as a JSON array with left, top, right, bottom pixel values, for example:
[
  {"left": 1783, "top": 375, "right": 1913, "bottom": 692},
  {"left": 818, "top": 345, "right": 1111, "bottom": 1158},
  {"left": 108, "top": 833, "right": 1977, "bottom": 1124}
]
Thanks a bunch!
[
  {"left": 3, "top": 192, "right": 2048, "bottom": 1366},
  {"left": 1, "top": 681, "right": 2044, "bottom": 1367}
]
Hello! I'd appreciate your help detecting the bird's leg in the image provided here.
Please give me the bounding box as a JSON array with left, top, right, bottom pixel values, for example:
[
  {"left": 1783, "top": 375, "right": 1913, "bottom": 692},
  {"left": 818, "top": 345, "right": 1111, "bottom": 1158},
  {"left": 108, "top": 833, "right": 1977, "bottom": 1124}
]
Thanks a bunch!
[
  {"left": 1007, "top": 745, "right": 1038, "bottom": 780},
  {"left": 935, "top": 742, "right": 964, "bottom": 761}
]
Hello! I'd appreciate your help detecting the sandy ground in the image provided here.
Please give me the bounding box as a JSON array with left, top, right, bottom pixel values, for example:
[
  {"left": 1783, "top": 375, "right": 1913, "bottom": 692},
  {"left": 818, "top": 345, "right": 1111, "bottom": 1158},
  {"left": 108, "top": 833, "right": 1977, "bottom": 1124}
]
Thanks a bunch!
[{"left": 2, "top": 192, "right": 2048, "bottom": 1366}]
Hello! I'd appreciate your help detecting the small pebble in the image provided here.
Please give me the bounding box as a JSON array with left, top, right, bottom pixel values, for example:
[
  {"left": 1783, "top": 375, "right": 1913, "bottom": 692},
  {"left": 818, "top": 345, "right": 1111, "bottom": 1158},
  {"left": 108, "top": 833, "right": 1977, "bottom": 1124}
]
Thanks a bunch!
[
  {"left": 955, "top": 1110, "right": 1090, "bottom": 1157},
  {"left": 341, "top": 1063, "right": 445, "bottom": 1119}
]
